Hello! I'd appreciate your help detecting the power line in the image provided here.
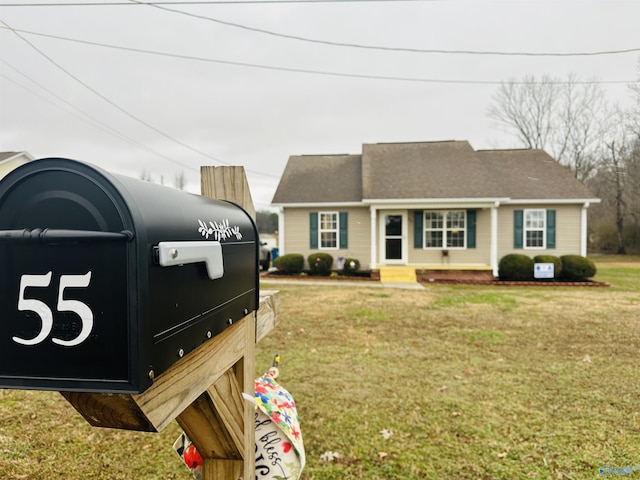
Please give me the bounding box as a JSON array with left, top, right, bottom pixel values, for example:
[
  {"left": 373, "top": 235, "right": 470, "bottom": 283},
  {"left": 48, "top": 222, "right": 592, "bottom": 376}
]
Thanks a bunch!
[
  {"left": 0, "top": 0, "right": 444, "bottom": 5},
  {"left": 4, "top": 0, "right": 637, "bottom": 57},
  {"left": 0, "top": 19, "right": 280, "bottom": 178},
  {"left": 0, "top": 57, "right": 201, "bottom": 171},
  {"left": 1, "top": 25, "right": 634, "bottom": 85},
  {"left": 128, "top": 0, "right": 640, "bottom": 58}
]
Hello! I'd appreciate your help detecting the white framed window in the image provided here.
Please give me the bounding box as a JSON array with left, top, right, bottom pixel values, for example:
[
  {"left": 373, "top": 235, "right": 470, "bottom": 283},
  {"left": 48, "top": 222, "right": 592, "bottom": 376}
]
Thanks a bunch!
[
  {"left": 424, "top": 210, "right": 466, "bottom": 249},
  {"left": 524, "top": 209, "right": 545, "bottom": 248},
  {"left": 424, "top": 212, "right": 443, "bottom": 248},
  {"left": 319, "top": 212, "right": 338, "bottom": 249}
]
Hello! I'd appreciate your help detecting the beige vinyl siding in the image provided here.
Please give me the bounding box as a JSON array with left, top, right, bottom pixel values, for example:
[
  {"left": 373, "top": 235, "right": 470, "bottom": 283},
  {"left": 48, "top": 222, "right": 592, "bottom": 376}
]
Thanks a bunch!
[
  {"left": 497, "top": 204, "right": 583, "bottom": 258},
  {"left": 283, "top": 207, "right": 371, "bottom": 269},
  {"left": 554, "top": 205, "right": 584, "bottom": 254},
  {"left": 282, "top": 203, "right": 586, "bottom": 271},
  {"left": 407, "top": 209, "right": 492, "bottom": 266}
]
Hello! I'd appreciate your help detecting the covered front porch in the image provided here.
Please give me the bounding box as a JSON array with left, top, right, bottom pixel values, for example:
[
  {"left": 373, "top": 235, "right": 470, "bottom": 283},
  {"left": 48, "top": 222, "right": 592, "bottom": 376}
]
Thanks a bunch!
[{"left": 368, "top": 201, "right": 502, "bottom": 276}]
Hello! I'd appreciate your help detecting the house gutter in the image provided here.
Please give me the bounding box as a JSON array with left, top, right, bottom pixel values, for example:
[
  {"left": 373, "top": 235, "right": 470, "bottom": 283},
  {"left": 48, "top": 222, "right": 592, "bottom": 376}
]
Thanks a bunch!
[
  {"left": 277, "top": 206, "right": 285, "bottom": 256},
  {"left": 363, "top": 197, "right": 508, "bottom": 210},
  {"left": 271, "top": 202, "right": 363, "bottom": 208},
  {"left": 504, "top": 198, "right": 601, "bottom": 205},
  {"left": 581, "top": 202, "right": 590, "bottom": 257},
  {"left": 370, "top": 206, "right": 377, "bottom": 269},
  {"left": 491, "top": 202, "right": 499, "bottom": 277}
]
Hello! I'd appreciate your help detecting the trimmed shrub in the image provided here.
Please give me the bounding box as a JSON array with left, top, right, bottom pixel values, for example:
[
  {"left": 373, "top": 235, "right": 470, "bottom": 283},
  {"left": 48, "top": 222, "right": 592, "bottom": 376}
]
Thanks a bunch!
[
  {"left": 498, "top": 254, "right": 534, "bottom": 281},
  {"left": 533, "top": 255, "right": 562, "bottom": 279},
  {"left": 560, "top": 255, "right": 597, "bottom": 281},
  {"left": 308, "top": 252, "right": 333, "bottom": 276},
  {"left": 274, "top": 253, "right": 304, "bottom": 275},
  {"left": 342, "top": 258, "right": 360, "bottom": 276}
]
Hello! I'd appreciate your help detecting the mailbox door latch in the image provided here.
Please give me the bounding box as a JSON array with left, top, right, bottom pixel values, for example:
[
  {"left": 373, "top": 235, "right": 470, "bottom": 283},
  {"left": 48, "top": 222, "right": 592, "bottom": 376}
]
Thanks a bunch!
[{"left": 156, "top": 241, "right": 224, "bottom": 280}]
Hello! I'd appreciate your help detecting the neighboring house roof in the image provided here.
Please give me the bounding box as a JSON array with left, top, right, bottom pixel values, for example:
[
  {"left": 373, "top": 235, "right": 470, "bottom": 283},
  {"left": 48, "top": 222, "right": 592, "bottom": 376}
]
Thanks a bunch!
[
  {"left": 0, "top": 151, "right": 35, "bottom": 163},
  {"left": 0, "top": 152, "right": 35, "bottom": 180},
  {"left": 272, "top": 141, "right": 598, "bottom": 205}
]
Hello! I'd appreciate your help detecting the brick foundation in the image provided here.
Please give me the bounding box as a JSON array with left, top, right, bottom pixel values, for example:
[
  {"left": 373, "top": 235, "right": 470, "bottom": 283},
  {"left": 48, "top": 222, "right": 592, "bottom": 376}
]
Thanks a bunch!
[{"left": 416, "top": 269, "right": 494, "bottom": 283}]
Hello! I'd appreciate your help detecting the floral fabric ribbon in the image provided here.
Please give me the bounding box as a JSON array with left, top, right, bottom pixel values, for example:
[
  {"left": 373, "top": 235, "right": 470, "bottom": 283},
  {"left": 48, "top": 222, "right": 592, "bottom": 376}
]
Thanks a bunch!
[{"left": 253, "top": 369, "right": 305, "bottom": 479}]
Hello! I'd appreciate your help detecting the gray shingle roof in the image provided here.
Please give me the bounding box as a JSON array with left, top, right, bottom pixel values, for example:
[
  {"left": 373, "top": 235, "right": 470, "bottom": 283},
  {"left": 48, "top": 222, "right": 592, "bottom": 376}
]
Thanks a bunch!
[
  {"left": 362, "top": 141, "right": 496, "bottom": 199},
  {"left": 271, "top": 141, "right": 598, "bottom": 204},
  {"left": 271, "top": 154, "right": 362, "bottom": 204},
  {"left": 476, "top": 148, "right": 595, "bottom": 199}
]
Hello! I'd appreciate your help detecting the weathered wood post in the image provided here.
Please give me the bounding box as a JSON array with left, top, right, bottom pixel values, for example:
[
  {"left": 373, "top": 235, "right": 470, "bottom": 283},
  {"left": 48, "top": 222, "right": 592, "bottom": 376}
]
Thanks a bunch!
[
  {"left": 0, "top": 160, "right": 277, "bottom": 480},
  {"left": 177, "top": 165, "right": 260, "bottom": 480}
]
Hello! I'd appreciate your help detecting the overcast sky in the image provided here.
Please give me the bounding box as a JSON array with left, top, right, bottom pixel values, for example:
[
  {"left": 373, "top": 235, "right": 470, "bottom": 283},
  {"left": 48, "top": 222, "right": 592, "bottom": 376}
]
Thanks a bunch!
[{"left": 1, "top": 0, "right": 638, "bottom": 210}]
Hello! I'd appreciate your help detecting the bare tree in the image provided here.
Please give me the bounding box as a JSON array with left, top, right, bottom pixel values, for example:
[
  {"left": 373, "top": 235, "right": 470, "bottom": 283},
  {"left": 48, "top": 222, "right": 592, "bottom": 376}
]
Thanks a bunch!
[
  {"left": 556, "top": 76, "right": 611, "bottom": 182},
  {"left": 625, "top": 139, "right": 640, "bottom": 241},
  {"left": 626, "top": 66, "right": 640, "bottom": 245},
  {"left": 139, "top": 170, "right": 153, "bottom": 182},
  {"left": 488, "top": 74, "right": 556, "bottom": 150},
  {"left": 623, "top": 61, "right": 640, "bottom": 248},
  {"left": 590, "top": 105, "right": 640, "bottom": 253},
  {"left": 174, "top": 171, "right": 186, "bottom": 190},
  {"left": 489, "top": 74, "right": 610, "bottom": 182},
  {"left": 602, "top": 140, "right": 628, "bottom": 254},
  {"left": 627, "top": 59, "right": 640, "bottom": 138}
]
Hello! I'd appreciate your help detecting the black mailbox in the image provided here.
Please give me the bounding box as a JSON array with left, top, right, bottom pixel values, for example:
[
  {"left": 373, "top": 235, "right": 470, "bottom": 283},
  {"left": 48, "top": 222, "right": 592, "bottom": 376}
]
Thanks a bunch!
[{"left": 0, "top": 158, "right": 259, "bottom": 393}]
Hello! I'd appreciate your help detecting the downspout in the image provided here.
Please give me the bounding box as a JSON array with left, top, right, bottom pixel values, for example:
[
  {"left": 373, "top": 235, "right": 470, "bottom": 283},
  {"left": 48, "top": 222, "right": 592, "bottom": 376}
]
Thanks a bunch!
[
  {"left": 491, "top": 202, "right": 499, "bottom": 277},
  {"left": 370, "top": 206, "right": 377, "bottom": 269},
  {"left": 581, "top": 202, "right": 590, "bottom": 257},
  {"left": 278, "top": 207, "right": 285, "bottom": 255}
]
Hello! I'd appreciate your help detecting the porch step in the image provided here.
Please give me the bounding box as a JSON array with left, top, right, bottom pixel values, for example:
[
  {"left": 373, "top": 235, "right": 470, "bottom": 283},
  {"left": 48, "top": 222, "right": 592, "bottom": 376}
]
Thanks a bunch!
[{"left": 379, "top": 266, "right": 417, "bottom": 283}]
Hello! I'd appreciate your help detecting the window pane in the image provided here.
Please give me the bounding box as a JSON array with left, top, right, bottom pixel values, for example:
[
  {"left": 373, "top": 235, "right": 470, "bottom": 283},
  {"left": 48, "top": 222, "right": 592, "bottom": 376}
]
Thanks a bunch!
[
  {"left": 526, "top": 231, "right": 543, "bottom": 248},
  {"left": 524, "top": 210, "right": 545, "bottom": 247},
  {"left": 447, "top": 230, "right": 465, "bottom": 247},
  {"left": 526, "top": 210, "right": 544, "bottom": 229},
  {"left": 321, "top": 232, "right": 337, "bottom": 248},
  {"left": 425, "top": 212, "right": 443, "bottom": 229},
  {"left": 426, "top": 231, "right": 443, "bottom": 248},
  {"left": 385, "top": 238, "right": 402, "bottom": 260},
  {"left": 446, "top": 211, "right": 465, "bottom": 229},
  {"left": 386, "top": 215, "right": 402, "bottom": 236},
  {"left": 320, "top": 213, "right": 337, "bottom": 229},
  {"left": 319, "top": 212, "right": 338, "bottom": 248},
  {"left": 424, "top": 210, "right": 466, "bottom": 249}
]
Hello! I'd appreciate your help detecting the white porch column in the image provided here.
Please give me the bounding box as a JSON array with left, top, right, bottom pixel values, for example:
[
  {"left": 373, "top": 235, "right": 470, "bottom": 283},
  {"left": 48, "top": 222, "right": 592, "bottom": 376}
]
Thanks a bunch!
[
  {"left": 581, "top": 202, "right": 590, "bottom": 257},
  {"left": 370, "top": 206, "right": 377, "bottom": 269},
  {"left": 491, "top": 202, "right": 499, "bottom": 277}
]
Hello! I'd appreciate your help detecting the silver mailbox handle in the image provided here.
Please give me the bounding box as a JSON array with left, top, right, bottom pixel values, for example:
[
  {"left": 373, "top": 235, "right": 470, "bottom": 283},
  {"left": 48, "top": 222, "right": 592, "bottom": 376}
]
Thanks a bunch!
[{"left": 157, "top": 241, "right": 224, "bottom": 280}]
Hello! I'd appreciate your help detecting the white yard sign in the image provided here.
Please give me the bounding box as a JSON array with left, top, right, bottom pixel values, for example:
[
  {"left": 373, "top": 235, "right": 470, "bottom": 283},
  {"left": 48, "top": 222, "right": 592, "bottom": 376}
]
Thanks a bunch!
[{"left": 534, "top": 263, "right": 554, "bottom": 279}]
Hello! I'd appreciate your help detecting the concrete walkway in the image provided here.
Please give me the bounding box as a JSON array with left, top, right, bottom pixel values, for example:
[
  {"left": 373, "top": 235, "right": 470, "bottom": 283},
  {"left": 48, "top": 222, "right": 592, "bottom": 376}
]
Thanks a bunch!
[{"left": 260, "top": 277, "right": 425, "bottom": 290}]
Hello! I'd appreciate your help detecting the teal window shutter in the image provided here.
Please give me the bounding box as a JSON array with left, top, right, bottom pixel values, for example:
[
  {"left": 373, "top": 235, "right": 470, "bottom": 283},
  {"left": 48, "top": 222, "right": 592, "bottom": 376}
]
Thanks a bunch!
[
  {"left": 514, "top": 210, "right": 523, "bottom": 249},
  {"left": 467, "top": 210, "right": 476, "bottom": 248},
  {"left": 339, "top": 212, "right": 348, "bottom": 249},
  {"left": 546, "top": 210, "right": 556, "bottom": 249},
  {"left": 414, "top": 211, "right": 423, "bottom": 248},
  {"left": 309, "top": 212, "right": 318, "bottom": 249}
]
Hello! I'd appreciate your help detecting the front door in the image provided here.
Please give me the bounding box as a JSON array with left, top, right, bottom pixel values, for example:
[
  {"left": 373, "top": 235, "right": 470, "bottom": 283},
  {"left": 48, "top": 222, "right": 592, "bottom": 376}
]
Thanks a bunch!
[{"left": 382, "top": 212, "right": 407, "bottom": 264}]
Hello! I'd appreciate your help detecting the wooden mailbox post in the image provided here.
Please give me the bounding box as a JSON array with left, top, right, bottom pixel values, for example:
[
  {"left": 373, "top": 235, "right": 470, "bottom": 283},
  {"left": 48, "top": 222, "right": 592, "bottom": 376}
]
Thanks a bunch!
[{"left": 61, "top": 165, "right": 278, "bottom": 480}]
